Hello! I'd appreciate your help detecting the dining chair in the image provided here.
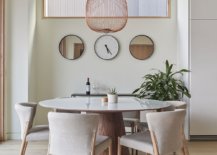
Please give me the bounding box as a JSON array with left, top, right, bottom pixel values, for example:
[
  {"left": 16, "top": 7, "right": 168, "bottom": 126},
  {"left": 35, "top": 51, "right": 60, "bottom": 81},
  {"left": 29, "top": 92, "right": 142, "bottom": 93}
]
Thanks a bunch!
[
  {"left": 118, "top": 109, "right": 189, "bottom": 155},
  {"left": 133, "top": 101, "right": 186, "bottom": 155},
  {"left": 48, "top": 112, "right": 112, "bottom": 155},
  {"left": 15, "top": 102, "right": 49, "bottom": 155},
  {"left": 124, "top": 100, "right": 176, "bottom": 155}
]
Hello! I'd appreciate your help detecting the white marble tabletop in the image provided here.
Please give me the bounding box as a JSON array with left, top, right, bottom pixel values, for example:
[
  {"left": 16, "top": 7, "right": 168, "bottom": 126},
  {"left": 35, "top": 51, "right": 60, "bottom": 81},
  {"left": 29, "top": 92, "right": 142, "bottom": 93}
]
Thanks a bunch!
[{"left": 39, "top": 97, "right": 171, "bottom": 113}]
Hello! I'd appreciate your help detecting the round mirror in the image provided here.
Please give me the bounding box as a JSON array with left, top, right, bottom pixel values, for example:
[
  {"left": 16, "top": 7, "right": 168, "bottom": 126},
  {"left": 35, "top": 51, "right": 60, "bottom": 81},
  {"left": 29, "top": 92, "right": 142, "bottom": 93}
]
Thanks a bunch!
[
  {"left": 59, "top": 35, "right": 84, "bottom": 60},
  {"left": 129, "top": 35, "right": 154, "bottom": 60}
]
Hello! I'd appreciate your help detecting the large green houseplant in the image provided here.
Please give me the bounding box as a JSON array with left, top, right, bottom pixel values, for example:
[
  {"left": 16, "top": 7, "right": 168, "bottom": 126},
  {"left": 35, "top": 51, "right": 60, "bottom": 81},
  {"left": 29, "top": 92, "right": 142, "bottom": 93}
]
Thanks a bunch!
[{"left": 133, "top": 60, "right": 191, "bottom": 101}]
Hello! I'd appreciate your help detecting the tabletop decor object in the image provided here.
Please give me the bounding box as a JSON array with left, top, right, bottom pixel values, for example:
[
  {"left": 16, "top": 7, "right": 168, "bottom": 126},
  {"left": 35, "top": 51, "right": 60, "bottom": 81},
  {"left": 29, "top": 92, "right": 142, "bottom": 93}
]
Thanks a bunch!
[
  {"left": 86, "top": 0, "right": 128, "bottom": 33},
  {"left": 107, "top": 88, "right": 118, "bottom": 103},
  {"left": 101, "top": 97, "right": 108, "bottom": 106},
  {"left": 133, "top": 60, "right": 191, "bottom": 101},
  {"left": 94, "top": 35, "right": 119, "bottom": 60}
]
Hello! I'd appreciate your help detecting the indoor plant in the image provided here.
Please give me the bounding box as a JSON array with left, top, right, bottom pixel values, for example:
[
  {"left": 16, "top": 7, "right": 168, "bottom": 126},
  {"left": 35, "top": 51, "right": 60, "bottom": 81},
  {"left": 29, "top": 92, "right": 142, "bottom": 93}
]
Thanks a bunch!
[
  {"left": 107, "top": 88, "right": 118, "bottom": 103},
  {"left": 133, "top": 60, "right": 191, "bottom": 101}
]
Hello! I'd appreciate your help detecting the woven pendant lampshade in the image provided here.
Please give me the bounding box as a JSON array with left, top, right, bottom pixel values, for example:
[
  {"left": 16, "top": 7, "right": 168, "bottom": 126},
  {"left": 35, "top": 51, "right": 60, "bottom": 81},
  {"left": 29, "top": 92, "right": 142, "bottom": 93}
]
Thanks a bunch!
[{"left": 86, "top": 0, "right": 128, "bottom": 33}]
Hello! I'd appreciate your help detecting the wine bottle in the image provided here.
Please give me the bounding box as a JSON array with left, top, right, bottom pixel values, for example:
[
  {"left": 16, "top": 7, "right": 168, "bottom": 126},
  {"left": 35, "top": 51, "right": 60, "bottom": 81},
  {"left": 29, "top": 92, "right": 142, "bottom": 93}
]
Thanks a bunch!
[{"left": 86, "top": 78, "right": 90, "bottom": 95}]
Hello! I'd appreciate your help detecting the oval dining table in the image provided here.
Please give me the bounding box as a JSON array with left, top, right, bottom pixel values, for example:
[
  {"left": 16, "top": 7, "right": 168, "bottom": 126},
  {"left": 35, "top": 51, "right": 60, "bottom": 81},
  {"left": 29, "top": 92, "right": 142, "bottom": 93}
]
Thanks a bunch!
[{"left": 39, "top": 97, "right": 171, "bottom": 155}]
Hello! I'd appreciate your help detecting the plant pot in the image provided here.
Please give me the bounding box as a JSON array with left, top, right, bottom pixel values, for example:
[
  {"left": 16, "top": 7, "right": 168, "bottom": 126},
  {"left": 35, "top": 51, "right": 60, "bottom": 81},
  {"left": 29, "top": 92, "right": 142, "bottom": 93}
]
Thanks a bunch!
[{"left": 107, "top": 94, "right": 118, "bottom": 104}]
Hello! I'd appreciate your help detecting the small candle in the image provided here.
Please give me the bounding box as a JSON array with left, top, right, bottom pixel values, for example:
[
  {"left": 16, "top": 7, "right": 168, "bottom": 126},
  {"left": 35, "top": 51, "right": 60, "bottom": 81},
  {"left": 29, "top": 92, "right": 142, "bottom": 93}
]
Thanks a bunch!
[{"left": 101, "top": 97, "right": 108, "bottom": 106}]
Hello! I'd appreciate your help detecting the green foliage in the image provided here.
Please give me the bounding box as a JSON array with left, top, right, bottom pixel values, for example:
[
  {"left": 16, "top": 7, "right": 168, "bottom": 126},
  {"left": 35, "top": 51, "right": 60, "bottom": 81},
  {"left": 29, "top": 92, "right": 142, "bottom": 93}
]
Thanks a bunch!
[
  {"left": 108, "top": 88, "right": 117, "bottom": 95},
  {"left": 133, "top": 60, "right": 191, "bottom": 101}
]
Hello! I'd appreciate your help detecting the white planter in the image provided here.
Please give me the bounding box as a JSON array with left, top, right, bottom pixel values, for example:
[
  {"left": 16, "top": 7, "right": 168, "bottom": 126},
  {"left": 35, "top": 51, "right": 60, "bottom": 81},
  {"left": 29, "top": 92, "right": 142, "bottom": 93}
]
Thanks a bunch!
[{"left": 107, "top": 94, "right": 118, "bottom": 104}]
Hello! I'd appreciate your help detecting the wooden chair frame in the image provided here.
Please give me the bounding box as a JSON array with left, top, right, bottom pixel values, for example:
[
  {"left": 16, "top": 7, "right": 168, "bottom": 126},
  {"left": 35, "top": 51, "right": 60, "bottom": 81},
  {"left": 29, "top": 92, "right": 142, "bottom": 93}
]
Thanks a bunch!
[{"left": 19, "top": 121, "right": 30, "bottom": 155}]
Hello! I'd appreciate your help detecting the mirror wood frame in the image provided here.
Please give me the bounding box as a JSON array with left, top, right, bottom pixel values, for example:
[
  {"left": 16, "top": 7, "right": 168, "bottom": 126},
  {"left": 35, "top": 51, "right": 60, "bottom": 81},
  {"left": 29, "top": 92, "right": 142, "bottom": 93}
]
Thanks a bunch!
[
  {"left": 59, "top": 35, "right": 85, "bottom": 60},
  {"left": 129, "top": 35, "right": 154, "bottom": 60}
]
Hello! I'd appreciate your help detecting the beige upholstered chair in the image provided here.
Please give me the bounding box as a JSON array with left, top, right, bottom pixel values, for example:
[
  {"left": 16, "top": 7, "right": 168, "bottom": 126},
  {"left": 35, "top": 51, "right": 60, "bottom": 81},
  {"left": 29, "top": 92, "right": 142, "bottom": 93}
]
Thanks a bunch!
[
  {"left": 15, "top": 102, "right": 49, "bottom": 155},
  {"left": 48, "top": 112, "right": 112, "bottom": 155},
  {"left": 118, "top": 109, "right": 189, "bottom": 155}
]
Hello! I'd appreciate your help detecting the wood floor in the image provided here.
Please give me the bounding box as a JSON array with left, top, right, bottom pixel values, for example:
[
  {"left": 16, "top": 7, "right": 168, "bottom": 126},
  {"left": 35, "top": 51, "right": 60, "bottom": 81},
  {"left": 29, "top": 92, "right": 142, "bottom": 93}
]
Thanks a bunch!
[{"left": 0, "top": 140, "right": 217, "bottom": 155}]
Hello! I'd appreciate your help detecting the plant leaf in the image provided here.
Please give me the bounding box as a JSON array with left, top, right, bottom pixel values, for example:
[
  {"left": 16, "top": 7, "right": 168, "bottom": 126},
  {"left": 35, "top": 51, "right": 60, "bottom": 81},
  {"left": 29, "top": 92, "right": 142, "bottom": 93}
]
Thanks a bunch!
[{"left": 132, "top": 60, "right": 191, "bottom": 100}]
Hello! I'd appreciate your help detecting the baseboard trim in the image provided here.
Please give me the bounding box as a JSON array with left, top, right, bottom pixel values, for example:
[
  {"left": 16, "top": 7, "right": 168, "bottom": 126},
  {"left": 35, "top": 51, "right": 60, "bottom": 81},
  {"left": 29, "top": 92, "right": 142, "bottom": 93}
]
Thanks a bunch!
[
  {"left": 5, "top": 132, "right": 20, "bottom": 140},
  {"left": 190, "top": 135, "right": 217, "bottom": 141}
]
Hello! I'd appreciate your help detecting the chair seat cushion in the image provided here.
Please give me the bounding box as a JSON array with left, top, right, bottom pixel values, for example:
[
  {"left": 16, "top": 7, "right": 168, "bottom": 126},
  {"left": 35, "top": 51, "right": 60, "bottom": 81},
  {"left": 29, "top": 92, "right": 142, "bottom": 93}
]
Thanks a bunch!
[
  {"left": 95, "top": 135, "right": 111, "bottom": 155},
  {"left": 120, "top": 131, "right": 153, "bottom": 154},
  {"left": 26, "top": 125, "right": 49, "bottom": 141}
]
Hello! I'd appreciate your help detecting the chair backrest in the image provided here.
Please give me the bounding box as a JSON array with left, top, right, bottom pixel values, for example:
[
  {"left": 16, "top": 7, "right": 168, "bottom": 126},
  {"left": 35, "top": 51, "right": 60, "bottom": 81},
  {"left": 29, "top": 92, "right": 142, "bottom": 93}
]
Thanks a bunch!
[
  {"left": 166, "top": 101, "right": 187, "bottom": 109},
  {"left": 146, "top": 109, "right": 186, "bottom": 155},
  {"left": 15, "top": 102, "right": 37, "bottom": 139},
  {"left": 48, "top": 112, "right": 99, "bottom": 155}
]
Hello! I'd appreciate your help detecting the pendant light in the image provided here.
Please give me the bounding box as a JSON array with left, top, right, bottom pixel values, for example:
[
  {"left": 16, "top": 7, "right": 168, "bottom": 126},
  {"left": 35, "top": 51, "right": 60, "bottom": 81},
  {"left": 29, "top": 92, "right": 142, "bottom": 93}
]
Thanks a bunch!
[{"left": 86, "top": 0, "right": 128, "bottom": 33}]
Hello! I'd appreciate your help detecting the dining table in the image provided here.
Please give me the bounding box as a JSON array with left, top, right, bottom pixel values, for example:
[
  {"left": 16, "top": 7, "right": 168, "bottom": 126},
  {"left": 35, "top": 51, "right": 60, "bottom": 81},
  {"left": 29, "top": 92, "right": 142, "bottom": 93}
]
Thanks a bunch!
[{"left": 39, "top": 96, "right": 171, "bottom": 155}]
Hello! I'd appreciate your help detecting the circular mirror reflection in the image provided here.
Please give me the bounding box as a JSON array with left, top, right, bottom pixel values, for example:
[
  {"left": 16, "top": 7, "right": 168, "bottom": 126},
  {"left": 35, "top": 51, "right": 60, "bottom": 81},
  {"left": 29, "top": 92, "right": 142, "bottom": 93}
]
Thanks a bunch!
[
  {"left": 129, "top": 35, "right": 154, "bottom": 60},
  {"left": 59, "top": 35, "right": 84, "bottom": 60}
]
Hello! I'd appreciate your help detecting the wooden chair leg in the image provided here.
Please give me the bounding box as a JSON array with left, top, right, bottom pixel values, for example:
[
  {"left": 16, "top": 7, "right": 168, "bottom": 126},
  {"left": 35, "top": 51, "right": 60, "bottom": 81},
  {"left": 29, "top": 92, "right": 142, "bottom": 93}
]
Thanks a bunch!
[
  {"left": 23, "top": 141, "right": 28, "bottom": 155},
  {"left": 182, "top": 145, "right": 190, "bottom": 155},
  {"left": 182, "top": 130, "right": 189, "bottom": 155},
  {"left": 181, "top": 147, "right": 185, "bottom": 155},
  {"left": 108, "top": 139, "right": 112, "bottom": 155},
  {"left": 20, "top": 141, "right": 28, "bottom": 155},
  {"left": 19, "top": 140, "right": 26, "bottom": 155},
  {"left": 131, "top": 123, "right": 135, "bottom": 155},
  {"left": 118, "top": 138, "right": 122, "bottom": 155},
  {"left": 185, "top": 142, "right": 190, "bottom": 155},
  {"left": 184, "top": 147, "right": 190, "bottom": 155},
  {"left": 47, "top": 143, "right": 50, "bottom": 155}
]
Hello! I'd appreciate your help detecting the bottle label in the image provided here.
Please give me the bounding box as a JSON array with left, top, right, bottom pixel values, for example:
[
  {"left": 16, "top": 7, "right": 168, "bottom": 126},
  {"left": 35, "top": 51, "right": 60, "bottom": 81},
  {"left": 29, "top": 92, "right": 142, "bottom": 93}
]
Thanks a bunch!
[{"left": 86, "top": 85, "right": 90, "bottom": 92}]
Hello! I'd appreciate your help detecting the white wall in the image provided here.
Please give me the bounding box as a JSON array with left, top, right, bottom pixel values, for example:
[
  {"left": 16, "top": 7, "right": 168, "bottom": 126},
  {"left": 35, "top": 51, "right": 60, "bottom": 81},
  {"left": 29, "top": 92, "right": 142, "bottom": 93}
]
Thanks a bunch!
[
  {"left": 5, "top": 0, "right": 37, "bottom": 139},
  {"left": 5, "top": 0, "right": 179, "bottom": 139},
  {"left": 35, "top": 0, "right": 177, "bottom": 125},
  {"left": 177, "top": 0, "right": 190, "bottom": 138},
  {"left": 29, "top": 0, "right": 37, "bottom": 103}
]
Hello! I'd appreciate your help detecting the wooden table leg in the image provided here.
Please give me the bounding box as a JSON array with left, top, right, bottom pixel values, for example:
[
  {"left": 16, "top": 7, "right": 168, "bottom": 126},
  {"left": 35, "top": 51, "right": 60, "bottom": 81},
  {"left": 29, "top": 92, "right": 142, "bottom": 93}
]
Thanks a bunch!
[{"left": 97, "top": 113, "right": 129, "bottom": 155}]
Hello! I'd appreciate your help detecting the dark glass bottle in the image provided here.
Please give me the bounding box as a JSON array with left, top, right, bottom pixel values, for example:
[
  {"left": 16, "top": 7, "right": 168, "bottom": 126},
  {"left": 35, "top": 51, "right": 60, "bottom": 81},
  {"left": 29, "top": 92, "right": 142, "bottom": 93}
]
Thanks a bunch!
[{"left": 86, "top": 78, "right": 90, "bottom": 95}]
